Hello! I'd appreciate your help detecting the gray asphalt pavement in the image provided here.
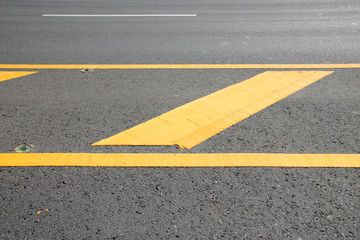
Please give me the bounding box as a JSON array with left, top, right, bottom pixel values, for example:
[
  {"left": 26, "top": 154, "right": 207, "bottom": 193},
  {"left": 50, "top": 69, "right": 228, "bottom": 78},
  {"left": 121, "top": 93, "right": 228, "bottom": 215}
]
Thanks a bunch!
[
  {"left": 1, "top": 0, "right": 360, "bottom": 64},
  {"left": 1, "top": 0, "right": 360, "bottom": 239}
]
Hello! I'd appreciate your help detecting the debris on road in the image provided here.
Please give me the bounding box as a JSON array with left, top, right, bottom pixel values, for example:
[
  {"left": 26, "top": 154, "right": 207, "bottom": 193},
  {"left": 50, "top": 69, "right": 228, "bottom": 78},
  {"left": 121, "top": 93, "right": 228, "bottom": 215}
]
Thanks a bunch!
[
  {"left": 81, "top": 68, "right": 93, "bottom": 73},
  {"left": 14, "top": 144, "right": 34, "bottom": 153}
]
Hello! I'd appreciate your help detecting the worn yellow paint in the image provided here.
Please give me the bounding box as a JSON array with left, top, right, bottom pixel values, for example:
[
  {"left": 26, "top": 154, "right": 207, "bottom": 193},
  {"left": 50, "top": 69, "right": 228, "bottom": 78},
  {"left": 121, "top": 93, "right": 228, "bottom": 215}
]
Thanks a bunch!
[
  {"left": 0, "top": 64, "right": 359, "bottom": 69},
  {"left": 0, "top": 153, "right": 359, "bottom": 167},
  {"left": 0, "top": 71, "right": 37, "bottom": 82},
  {"left": 93, "top": 71, "right": 333, "bottom": 149}
]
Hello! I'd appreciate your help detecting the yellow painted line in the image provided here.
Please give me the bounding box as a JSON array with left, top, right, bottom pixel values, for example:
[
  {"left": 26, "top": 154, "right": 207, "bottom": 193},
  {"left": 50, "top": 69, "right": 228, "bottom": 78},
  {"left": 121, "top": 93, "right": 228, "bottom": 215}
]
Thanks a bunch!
[
  {"left": 93, "top": 71, "right": 333, "bottom": 149},
  {"left": 0, "top": 64, "right": 359, "bottom": 69},
  {"left": 0, "top": 71, "right": 37, "bottom": 82},
  {"left": 0, "top": 153, "right": 359, "bottom": 167}
]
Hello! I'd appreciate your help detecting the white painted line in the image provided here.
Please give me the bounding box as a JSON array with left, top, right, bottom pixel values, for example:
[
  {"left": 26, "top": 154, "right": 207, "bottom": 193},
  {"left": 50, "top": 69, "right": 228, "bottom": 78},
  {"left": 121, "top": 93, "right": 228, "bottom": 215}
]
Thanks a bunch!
[{"left": 42, "top": 14, "right": 197, "bottom": 17}]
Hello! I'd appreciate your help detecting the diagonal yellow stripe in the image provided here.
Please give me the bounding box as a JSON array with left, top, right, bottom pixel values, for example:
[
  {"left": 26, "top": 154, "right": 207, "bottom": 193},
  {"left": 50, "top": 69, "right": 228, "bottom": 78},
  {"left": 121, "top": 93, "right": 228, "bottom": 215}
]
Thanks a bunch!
[
  {"left": 92, "top": 71, "right": 333, "bottom": 149},
  {"left": 0, "top": 153, "right": 359, "bottom": 167},
  {"left": 0, "top": 71, "right": 37, "bottom": 82},
  {"left": 0, "top": 64, "right": 359, "bottom": 69}
]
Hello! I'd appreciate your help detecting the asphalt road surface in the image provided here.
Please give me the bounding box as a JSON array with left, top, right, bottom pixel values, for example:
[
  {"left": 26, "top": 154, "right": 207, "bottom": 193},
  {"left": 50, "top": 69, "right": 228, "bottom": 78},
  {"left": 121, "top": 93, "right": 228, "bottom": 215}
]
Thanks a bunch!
[
  {"left": 1, "top": 0, "right": 360, "bottom": 64},
  {"left": 1, "top": 0, "right": 360, "bottom": 239}
]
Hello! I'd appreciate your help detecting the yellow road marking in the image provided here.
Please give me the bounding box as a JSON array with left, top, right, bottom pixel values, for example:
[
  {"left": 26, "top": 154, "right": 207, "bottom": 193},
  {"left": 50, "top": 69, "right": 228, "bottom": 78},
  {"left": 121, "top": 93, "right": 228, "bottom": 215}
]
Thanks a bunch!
[
  {"left": 0, "top": 71, "right": 37, "bottom": 82},
  {"left": 1, "top": 153, "right": 359, "bottom": 167},
  {"left": 93, "top": 71, "right": 333, "bottom": 149},
  {"left": 0, "top": 64, "right": 359, "bottom": 69}
]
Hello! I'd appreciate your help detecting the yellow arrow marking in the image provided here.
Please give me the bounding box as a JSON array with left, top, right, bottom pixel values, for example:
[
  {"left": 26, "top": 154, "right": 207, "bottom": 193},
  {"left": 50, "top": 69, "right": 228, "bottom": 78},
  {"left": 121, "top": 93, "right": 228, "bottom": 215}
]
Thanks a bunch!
[
  {"left": 1, "top": 153, "right": 359, "bottom": 167},
  {"left": 0, "top": 71, "right": 37, "bottom": 82},
  {"left": 92, "top": 71, "right": 333, "bottom": 149}
]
